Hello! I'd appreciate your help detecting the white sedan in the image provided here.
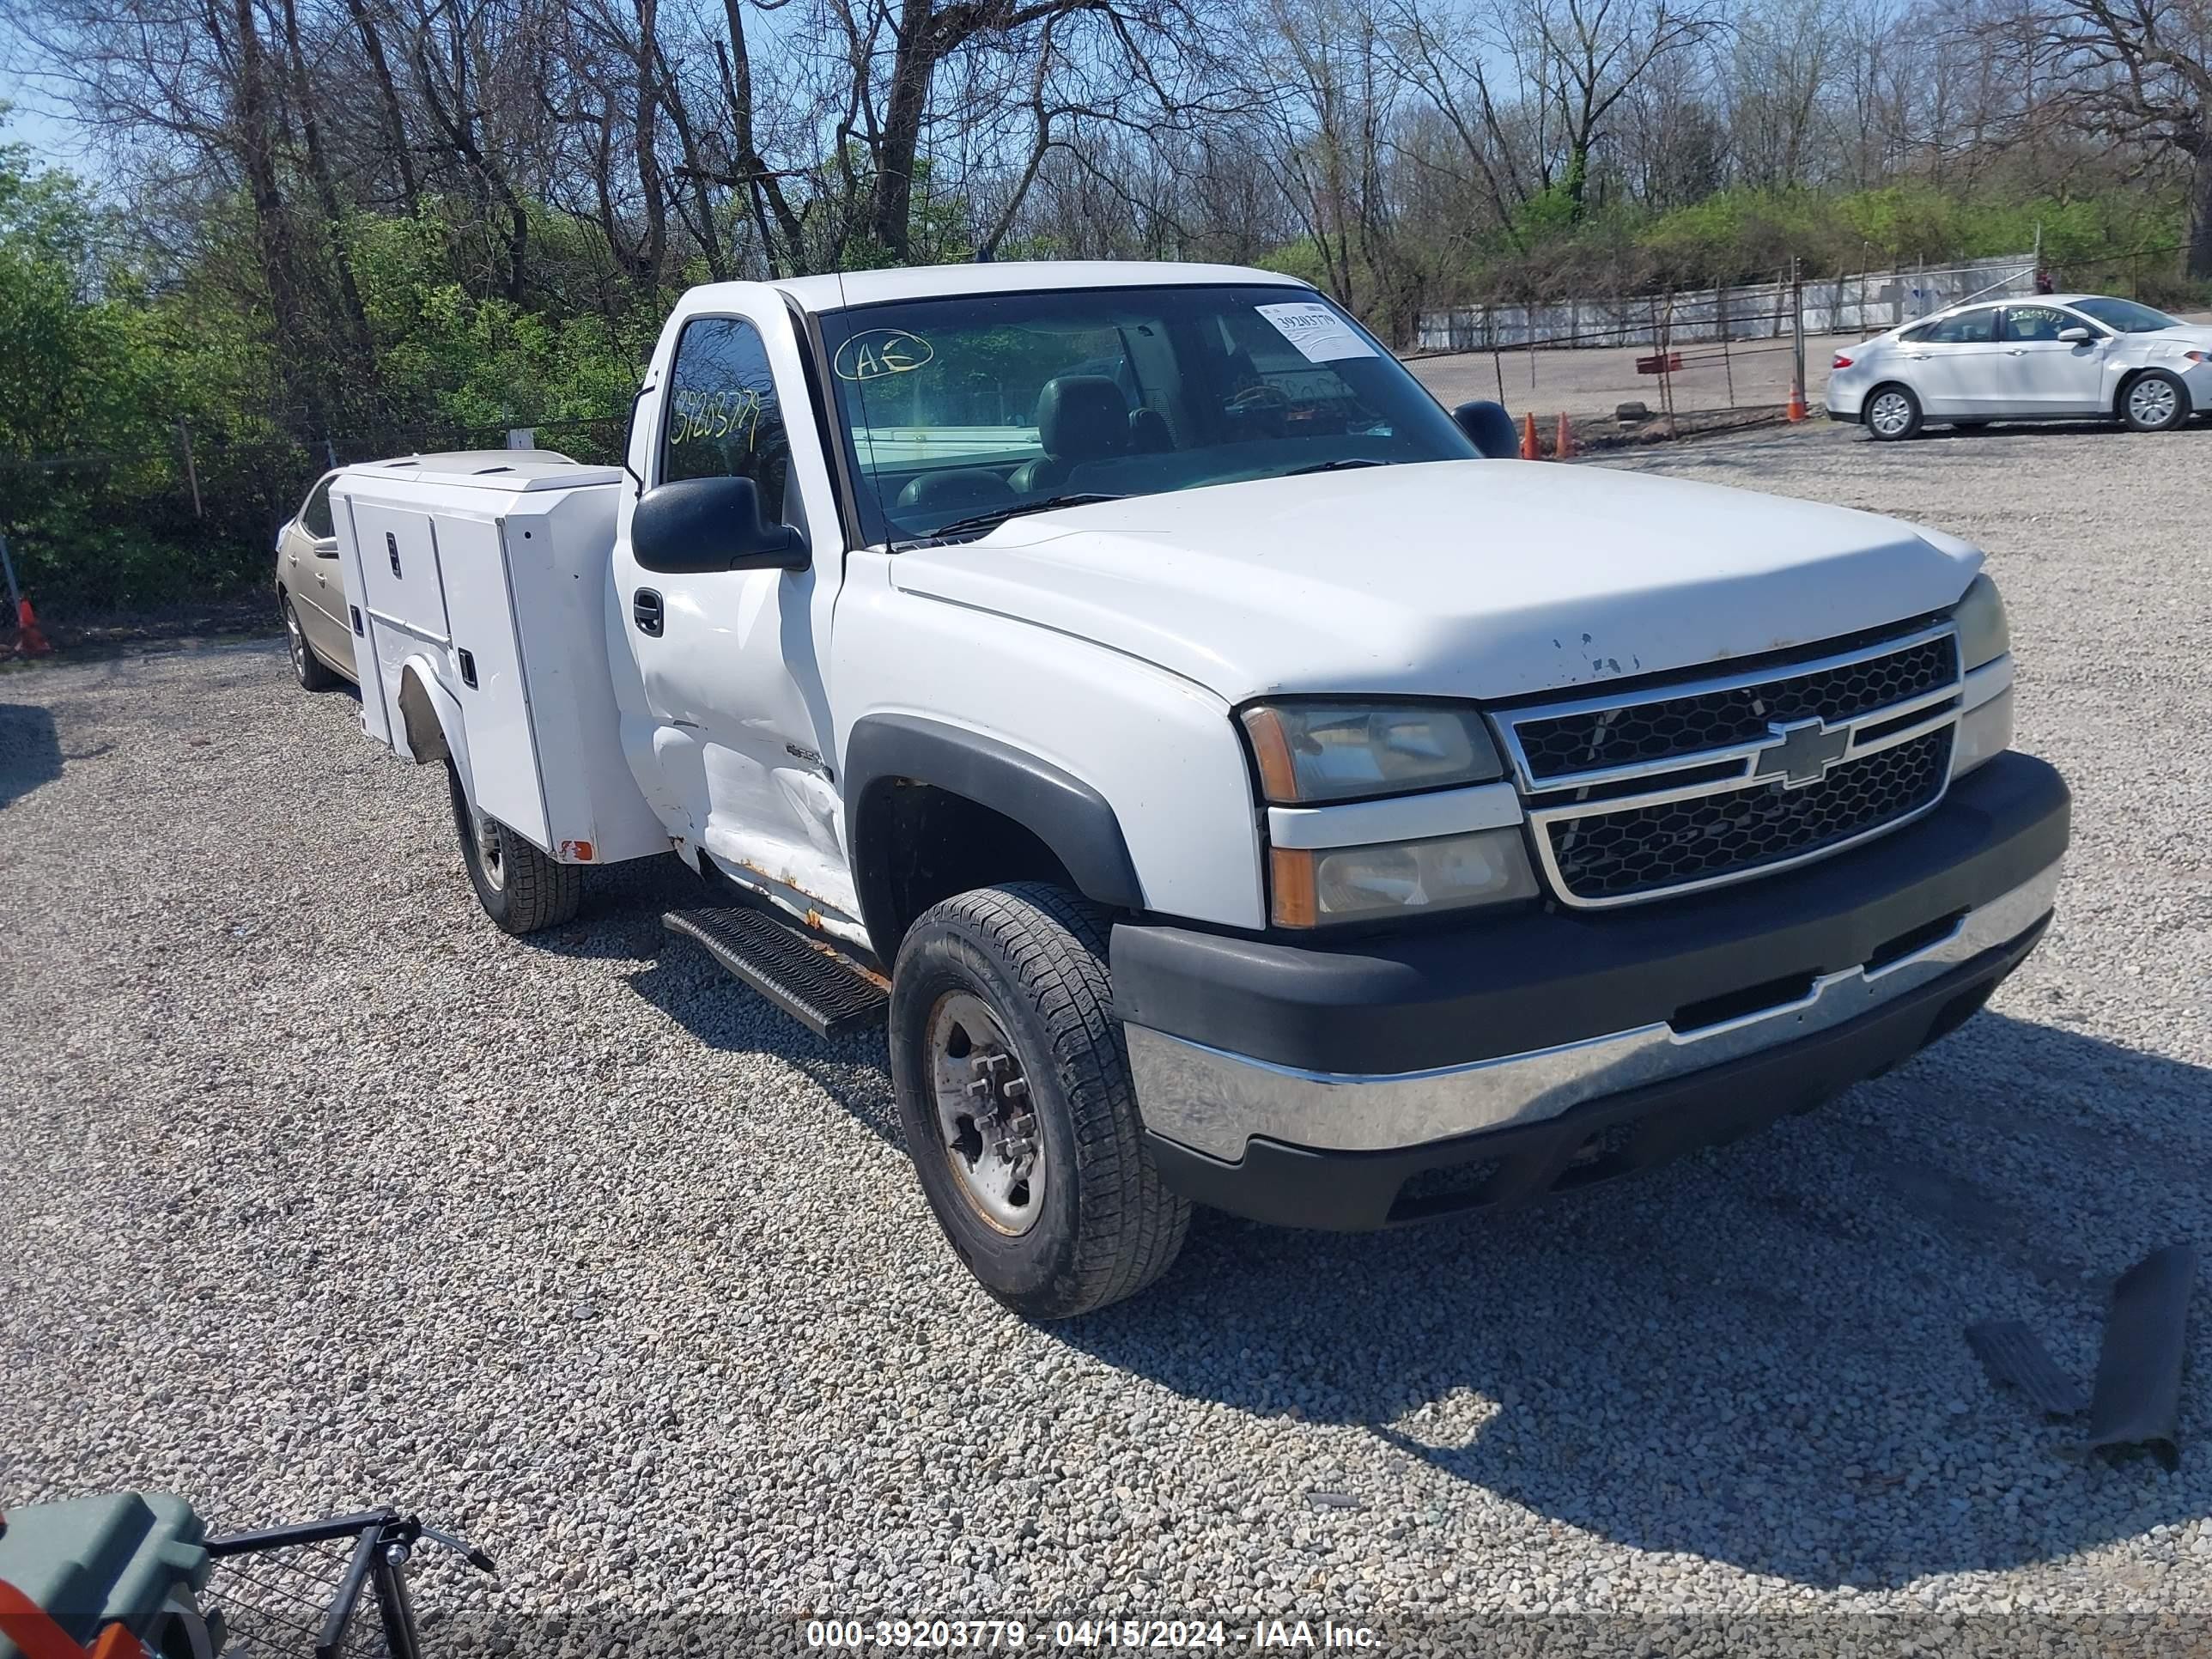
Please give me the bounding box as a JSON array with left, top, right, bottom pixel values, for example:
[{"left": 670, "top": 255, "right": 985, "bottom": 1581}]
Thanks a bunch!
[{"left": 1825, "top": 295, "right": 2212, "bottom": 440}]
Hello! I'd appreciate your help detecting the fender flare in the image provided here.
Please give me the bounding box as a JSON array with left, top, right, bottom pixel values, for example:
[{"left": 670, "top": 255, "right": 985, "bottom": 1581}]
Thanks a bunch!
[
  {"left": 394, "top": 656, "right": 475, "bottom": 805},
  {"left": 842, "top": 714, "right": 1144, "bottom": 933}
]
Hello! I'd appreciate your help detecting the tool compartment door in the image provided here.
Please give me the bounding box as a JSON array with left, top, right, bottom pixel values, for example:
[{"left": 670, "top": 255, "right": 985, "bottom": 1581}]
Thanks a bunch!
[
  {"left": 331, "top": 490, "right": 392, "bottom": 745},
  {"left": 349, "top": 502, "right": 451, "bottom": 640},
  {"left": 345, "top": 499, "right": 453, "bottom": 757},
  {"left": 435, "top": 514, "right": 551, "bottom": 851}
]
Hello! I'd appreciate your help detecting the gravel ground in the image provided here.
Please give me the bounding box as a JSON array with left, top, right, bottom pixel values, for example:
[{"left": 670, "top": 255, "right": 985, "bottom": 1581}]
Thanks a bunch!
[{"left": 4, "top": 416, "right": 2211, "bottom": 1653}]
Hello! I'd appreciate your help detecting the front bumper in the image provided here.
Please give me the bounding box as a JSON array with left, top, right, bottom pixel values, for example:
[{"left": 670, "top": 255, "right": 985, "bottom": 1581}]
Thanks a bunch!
[{"left": 1115, "top": 750, "right": 2069, "bottom": 1230}]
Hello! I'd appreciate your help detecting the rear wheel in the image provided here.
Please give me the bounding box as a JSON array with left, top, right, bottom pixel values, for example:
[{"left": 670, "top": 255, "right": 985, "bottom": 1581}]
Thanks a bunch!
[
  {"left": 890, "top": 882, "right": 1189, "bottom": 1319},
  {"left": 283, "top": 595, "right": 339, "bottom": 691},
  {"left": 1864, "top": 384, "right": 1922, "bottom": 441},
  {"left": 2121, "top": 370, "right": 2189, "bottom": 432},
  {"left": 446, "top": 760, "right": 581, "bottom": 933}
]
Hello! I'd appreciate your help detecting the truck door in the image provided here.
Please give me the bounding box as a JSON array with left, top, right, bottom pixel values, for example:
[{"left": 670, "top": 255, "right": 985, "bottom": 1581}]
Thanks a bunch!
[{"left": 611, "top": 291, "right": 862, "bottom": 931}]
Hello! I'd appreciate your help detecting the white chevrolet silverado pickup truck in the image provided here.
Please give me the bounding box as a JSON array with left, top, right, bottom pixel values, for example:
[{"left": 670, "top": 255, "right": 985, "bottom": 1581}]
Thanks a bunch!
[{"left": 329, "top": 260, "right": 2069, "bottom": 1317}]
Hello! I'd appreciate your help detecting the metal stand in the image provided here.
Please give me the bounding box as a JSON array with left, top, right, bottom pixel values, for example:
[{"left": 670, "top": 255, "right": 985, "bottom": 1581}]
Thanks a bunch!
[{"left": 203, "top": 1510, "right": 491, "bottom": 1659}]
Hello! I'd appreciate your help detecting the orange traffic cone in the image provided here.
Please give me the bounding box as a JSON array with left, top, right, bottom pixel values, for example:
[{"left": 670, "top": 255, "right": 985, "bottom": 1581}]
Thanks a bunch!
[
  {"left": 15, "top": 599, "right": 52, "bottom": 658},
  {"left": 1554, "top": 412, "right": 1575, "bottom": 459},
  {"left": 1786, "top": 380, "right": 1808, "bottom": 422},
  {"left": 1518, "top": 412, "right": 1540, "bottom": 459}
]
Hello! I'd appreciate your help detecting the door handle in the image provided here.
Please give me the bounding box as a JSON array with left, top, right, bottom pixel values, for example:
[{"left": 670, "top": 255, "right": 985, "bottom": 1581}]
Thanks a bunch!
[
  {"left": 2008, "top": 348, "right": 2028, "bottom": 356},
  {"left": 633, "top": 588, "right": 664, "bottom": 637}
]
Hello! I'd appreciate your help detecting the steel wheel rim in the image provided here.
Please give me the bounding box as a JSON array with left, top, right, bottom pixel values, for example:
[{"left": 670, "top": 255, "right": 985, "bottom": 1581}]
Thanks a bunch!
[
  {"left": 926, "top": 991, "right": 1044, "bottom": 1237},
  {"left": 1869, "top": 392, "right": 1912, "bottom": 436},
  {"left": 284, "top": 605, "right": 307, "bottom": 677},
  {"left": 2130, "top": 380, "right": 2177, "bottom": 426},
  {"left": 474, "top": 811, "right": 507, "bottom": 892}
]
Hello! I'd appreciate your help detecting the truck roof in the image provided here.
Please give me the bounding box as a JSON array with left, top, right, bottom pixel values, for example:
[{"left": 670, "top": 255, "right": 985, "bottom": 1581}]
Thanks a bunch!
[{"left": 757, "top": 259, "right": 1312, "bottom": 315}]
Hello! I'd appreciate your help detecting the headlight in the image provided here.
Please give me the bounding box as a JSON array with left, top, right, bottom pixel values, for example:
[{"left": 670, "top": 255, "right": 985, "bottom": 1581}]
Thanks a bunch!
[
  {"left": 1239, "top": 701, "right": 1504, "bottom": 804},
  {"left": 1953, "top": 572, "right": 2009, "bottom": 671},
  {"left": 1269, "top": 828, "right": 1539, "bottom": 927}
]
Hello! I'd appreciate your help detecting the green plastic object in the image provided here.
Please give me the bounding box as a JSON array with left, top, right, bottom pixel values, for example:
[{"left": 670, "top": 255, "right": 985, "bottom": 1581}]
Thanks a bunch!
[{"left": 0, "top": 1492, "right": 214, "bottom": 1657}]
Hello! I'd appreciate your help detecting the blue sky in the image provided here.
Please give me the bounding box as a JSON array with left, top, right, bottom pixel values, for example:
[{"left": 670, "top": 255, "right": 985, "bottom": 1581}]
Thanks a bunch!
[
  {"left": 9, "top": 106, "right": 85, "bottom": 163},
  {"left": 3, "top": 34, "right": 100, "bottom": 173}
]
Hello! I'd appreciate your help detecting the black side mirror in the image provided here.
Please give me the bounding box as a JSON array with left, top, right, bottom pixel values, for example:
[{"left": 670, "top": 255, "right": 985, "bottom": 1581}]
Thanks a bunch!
[
  {"left": 632, "top": 476, "right": 809, "bottom": 574},
  {"left": 1452, "top": 398, "right": 1520, "bottom": 459}
]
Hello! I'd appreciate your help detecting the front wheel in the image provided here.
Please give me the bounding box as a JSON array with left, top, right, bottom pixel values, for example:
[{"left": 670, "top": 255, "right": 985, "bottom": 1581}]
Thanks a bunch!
[
  {"left": 1864, "top": 384, "right": 1923, "bottom": 441},
  {"left": 890, "top": 883, "right": 1189, "bottom": 1319},
  {"left": 2122, "top": 370, "right": 2190, "bottom": 432},
  {"left": 446, "top": 760, "right": 581, "bottom": 934}
]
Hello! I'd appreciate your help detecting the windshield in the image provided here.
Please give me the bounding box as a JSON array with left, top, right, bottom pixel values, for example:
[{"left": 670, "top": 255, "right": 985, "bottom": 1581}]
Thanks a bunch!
[
  {"left": 2070, "top": 296, "right": 2181, "bottom": 333},
  {"left": 815, "top": 284, "right": 1476, "bottom": 545}
]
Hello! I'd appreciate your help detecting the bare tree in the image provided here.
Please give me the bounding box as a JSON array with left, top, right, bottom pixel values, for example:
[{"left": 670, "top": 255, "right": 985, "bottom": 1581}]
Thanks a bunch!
[
  {"left": 2027, "top": 0, "right": 2212, "bottom": 274},
  {"left": 1385, "top": 0, "right": 1544, "bottom": 240},
  {"left": 1518, "top": 0, "right": 1725, "bottom": 215},
  {"left": 398, "top": 0, "right": 545, "bottom": 299},
  {"left": 1724, "top": 0, "right": 1834, "bottom": 187},
  {"left": 341, "top": 0, "right": 422, "bottom": 208},
  {"left": 834, "top": 0, "right": 1233, "bottom": 261}
]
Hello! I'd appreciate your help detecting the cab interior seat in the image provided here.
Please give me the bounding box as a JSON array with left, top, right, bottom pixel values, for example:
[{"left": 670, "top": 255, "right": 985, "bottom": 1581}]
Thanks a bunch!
[
  {"left": 1011, "top": 375, "right": 1132, "bottom": 493},
  {"left": 1128, "top": 407, "right": 1174, "bottom": 453},
  {"left": 895, "top": 467, "right": 1019, "bottom": 515}
]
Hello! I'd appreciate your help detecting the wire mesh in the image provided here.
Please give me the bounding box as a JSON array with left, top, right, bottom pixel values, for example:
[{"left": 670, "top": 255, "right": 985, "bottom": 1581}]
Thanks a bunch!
[{"left": 200, "top": 1527, "right": 395, "bottom": 1659}]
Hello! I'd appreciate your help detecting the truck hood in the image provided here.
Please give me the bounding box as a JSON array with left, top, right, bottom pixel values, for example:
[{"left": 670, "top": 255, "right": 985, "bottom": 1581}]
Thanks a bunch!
[{"left": 888, "top": 459, "right": 1982, "bottom": 703}]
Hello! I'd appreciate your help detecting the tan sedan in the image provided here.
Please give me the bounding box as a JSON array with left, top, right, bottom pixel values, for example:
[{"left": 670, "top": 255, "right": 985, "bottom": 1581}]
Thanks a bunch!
[{"left": 274, "top": 469, "right": 357, "bottom": 690}]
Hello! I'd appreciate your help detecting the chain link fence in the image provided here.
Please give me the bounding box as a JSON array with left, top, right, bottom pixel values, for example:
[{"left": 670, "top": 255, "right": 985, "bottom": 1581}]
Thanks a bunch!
[
  {"left": 1404, "top": 240, "right": 2207, "bottom": 438},
  {"left": 1415, "top": 254, "right": 2038, "bottom": 353}
]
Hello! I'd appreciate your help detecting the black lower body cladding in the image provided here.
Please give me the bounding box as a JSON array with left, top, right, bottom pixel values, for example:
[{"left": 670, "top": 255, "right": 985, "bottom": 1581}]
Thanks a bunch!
[{"left": 1112, "top": 751, "right": 2069, "bottom": 1231}]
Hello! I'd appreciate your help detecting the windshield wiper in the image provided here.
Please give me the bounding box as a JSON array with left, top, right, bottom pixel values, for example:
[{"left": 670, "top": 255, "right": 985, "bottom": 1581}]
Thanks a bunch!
[
  {"left": 1285, "top": 458, "right": 1393, "bottom": 476},
  {"left": 898, "top": 492, "right": 1127, "bottom": 549}
]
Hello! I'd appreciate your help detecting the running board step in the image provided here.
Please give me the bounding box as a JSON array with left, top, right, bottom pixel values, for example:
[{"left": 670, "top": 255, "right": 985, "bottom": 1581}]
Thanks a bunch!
[{"left": 662, "top": 907, "right": 887, "bottom": 1039}]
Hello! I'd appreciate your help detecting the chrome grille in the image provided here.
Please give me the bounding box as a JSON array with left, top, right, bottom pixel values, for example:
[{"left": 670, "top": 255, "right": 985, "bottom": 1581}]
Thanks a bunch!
[
  {"left": 1513, "top": 632, "right": 1957, "bottom": 784},
  {"left": 1545, "top": 727, "right": 1954, "bottom": 903},
  {"left": 1500, "top": 623, "right": 1965, "bottom": 908}
]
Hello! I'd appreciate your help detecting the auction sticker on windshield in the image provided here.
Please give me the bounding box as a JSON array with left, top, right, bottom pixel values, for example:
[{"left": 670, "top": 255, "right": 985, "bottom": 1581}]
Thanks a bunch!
[{"left": 1255, "top": 301, "right": 1376, "bottom": 363}]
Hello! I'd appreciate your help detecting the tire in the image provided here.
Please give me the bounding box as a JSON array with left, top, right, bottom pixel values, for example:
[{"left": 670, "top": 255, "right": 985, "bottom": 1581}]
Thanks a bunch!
[
  {"left": 283, "top": 594, "right": 340, "bottom": 691},
  {"left": 2120, "top": 369, "right": 2190, "bottom": 432},
  {"left": 446, "top": 759, "right": 581, "bottom": 934},
  {"left": 1864, "top": 383, "right": 1922, "bottom": 441},
  {"left": 889, "top": 882, "right": 1190, "bottom": 1319}
]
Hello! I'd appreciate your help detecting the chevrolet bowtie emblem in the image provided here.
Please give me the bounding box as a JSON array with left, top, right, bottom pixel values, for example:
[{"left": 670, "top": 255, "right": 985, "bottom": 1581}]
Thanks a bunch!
[{"left": 1753, "top": 719, "right": 1852, "bottom": 787}]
